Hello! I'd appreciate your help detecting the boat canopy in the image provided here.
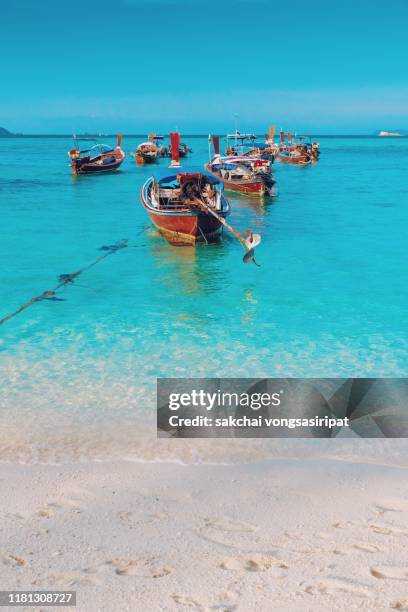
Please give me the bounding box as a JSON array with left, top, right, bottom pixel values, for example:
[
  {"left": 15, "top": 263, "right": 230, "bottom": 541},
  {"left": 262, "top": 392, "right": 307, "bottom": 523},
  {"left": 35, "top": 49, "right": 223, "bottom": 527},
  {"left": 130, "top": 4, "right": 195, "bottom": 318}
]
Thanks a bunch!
[
  {"left": 221, "top": 154, "right": 267, "bottom": 163},
  {"left": 153, "top": 167, "right": 222, "bottom": 186},
  {"left": 87, "top": 144, "right": 114, "bottom": 159},
  {"left": 249, "top": 142, "right": 271, "bottom": 150},
  {"left": 226, "top": 133, "right": 256, "bottom": 140},
  {"left": 211, "top": 163, "right": 240, "bottom": 170}
]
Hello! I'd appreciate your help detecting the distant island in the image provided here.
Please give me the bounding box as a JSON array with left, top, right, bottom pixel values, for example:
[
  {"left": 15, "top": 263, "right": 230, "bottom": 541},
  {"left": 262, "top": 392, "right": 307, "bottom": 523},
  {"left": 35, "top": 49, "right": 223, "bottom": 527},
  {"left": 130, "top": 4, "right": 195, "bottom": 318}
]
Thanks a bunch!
[
  {"left": 0, "top": 127, "right": 14, "bottom": 136},
  {"left": 378, "top": 129, "right": 406, "bottom": 137}
]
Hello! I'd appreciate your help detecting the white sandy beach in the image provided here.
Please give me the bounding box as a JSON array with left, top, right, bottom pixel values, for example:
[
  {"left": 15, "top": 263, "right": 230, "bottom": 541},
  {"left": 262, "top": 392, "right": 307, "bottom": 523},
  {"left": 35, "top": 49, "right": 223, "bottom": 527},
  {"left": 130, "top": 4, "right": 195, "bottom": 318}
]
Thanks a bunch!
[{"left": 1, "top": 457, "right": 408, "bottom": 612}]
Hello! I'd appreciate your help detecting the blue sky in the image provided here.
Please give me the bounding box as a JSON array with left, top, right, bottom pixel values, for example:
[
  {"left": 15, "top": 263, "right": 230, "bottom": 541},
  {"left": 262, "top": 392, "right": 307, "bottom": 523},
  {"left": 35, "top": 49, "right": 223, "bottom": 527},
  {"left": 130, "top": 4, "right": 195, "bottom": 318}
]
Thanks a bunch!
[{"left": 1, "top": 0, "right": 407, "bottom": 133}]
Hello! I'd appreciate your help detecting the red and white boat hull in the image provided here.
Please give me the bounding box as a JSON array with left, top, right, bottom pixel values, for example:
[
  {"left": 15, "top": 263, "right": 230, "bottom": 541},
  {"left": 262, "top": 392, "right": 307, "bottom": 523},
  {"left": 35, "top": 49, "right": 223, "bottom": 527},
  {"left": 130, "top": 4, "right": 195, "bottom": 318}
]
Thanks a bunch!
[
  {"left": 204, "top": 163, "right": 269, "bottom": 195},
  {"left": 141, "top": 178, "right": 229, "bottom": 246}
]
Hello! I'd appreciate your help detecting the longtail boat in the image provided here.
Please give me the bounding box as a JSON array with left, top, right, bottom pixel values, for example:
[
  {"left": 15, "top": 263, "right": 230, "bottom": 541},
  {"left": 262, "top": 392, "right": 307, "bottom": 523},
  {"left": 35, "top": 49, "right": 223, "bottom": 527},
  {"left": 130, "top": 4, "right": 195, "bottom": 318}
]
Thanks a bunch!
[
  {"left": 225, "top": 131, "right": 255, "bottom": 155},
  {"left": 178, "top": 142, "right": 192, "bottom": 157},
  {"left": 68, "top": 134, "right": 125, "bottom": 175},
  {"left": 297, "top": 136, "right": 320, "bottom": 160},
  {"left": 132, "top": 134, "right": 165, "bottom": 164},
  {"left": 276, "top": 130, "right": 319, "bottom": 165},
  {"left": 140, "top": 133, "right": 261, "bottom": 262},
  {"left": 222, "top": 131, "right": 274, "bottom": 162},
  {"left": 205, "top": 136, "right": 275, "bottom": 196},
  {"left": 141, "top": 167, "right": 231, "bottom": 245},
  {"left": 277, "top": 146, "right": 312, "bottom": 165},
  {"left": 162, "top": 135, "right": 192, "bottom": 158},
  {"left": 276, "top": 131, "right": 312, "bottom": 165}
]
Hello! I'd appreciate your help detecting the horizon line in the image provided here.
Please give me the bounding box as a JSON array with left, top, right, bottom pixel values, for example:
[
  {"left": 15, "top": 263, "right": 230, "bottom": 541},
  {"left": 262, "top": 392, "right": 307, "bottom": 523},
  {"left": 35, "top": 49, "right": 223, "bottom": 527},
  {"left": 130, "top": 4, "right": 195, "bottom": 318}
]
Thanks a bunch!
[{"left": 1, "top": 133, "right": 405, "bottom": 138}]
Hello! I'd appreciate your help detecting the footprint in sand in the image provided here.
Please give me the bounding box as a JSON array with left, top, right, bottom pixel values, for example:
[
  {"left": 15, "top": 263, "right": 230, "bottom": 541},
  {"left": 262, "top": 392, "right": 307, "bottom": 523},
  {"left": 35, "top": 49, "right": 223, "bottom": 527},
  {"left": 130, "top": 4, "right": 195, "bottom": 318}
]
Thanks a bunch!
[
  {"left": 47, "top": 500, "right": 83, "bottom": 513},
  {"left": 370, "top": 566, "right": 408, "bottom": 581},
  {"left": 369, "top": 523, "right": 408, "bottom": 536},
  {"left": 108, "top": 557, "right": 172, "bottom": 578},
  {"left": 219, "top": 555, "right": 288, "bottom": 573},
  {"left": 171, "top": 592, "right": 238, "bottom": 611},
  {"left": 117, "top": 511, "right": 140, "bottom": 528},
  {"left": 8, "top": 500, "right": 83, "bottom": 521},
  {"left": 284, "top": 530, "right": 303, "bottom": 541},
  {"left": 332, "top": 521, "right": 356, "bottom": 529},
  {"left": 7, "top": 506, "right": 58, "bottom": 520},
  {"left": 36, "top": 508, "right": 55, "bottom": 518},
  {"left": 117, "top": 510, "right": 169, "bottom": 529},
  {"left": 6, "top": 511, "right": 31, "bottom": 521},
  {"left": 171, "top": 594, "right": 203, "bottom": 610},
  {"left": 332, "top": 547, "right": 349, "bottom": 556},
  {"left": 372, "top": 499, "right": 408, "bottom": 514},
  {"left": 391, "top": 598, "right": 408, "bottom": 610},
  {"left": 353, "top": 542, "right": 384, "bottom": 553},
  {"left": 204, "top": 517, "right": 256, "bottom": 534},
  {"left": 47, "top": 572, "right": 100, "bottom": 587},
  {"left": 196, "top": 516, "right": 265, "bottom": 552},
  {"left": 304, "top": 578, "right": 372, "bottom": 599},
  {"left": 332, "top": 542, "right": 384, "bottom": 555}
]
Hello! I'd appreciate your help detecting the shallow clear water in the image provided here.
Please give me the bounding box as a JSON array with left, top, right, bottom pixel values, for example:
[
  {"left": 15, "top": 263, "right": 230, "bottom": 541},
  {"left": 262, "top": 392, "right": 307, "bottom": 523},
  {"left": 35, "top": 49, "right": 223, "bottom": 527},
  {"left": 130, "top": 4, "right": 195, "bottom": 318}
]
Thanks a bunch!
[{"left": 0, "top": 136, "right": 407, "bottom": 463}]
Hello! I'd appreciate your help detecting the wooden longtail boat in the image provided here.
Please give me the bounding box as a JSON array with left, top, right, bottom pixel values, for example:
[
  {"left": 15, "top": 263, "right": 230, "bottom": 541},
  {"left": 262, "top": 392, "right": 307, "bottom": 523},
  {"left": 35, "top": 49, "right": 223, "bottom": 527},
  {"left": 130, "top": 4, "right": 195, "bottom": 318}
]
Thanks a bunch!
[
  {"left": 292, "top": 135, "right": 320, "bottom": 160},
  {"left": 133, "top": 141, "right": 160, "bottom": 164},
  {"left": 205, "top": 159, "right": 275, "bottom": 195},
  {"left": 141, "top": 168, "right": 231, "bottom": 245},
  {"left": 132, "top": 134, "right": 166, "bottom": 164},
  {"left": 221, "top": 131, "right": 274, "bottom": 162},
  {"left": 140, "top": 133, "right": 262, "bottom": 262},
  {"left": 68, "top": 134, "right": 125, "bottom": 175},
  {"left": 178, "top": 142, "right": 191, "bottom": 157},
  {"left": 277, "top": 146, "right": 312, "bottom": 165},
  {"left": 205, "top": 137, "right": 275, "bottom": 195},
  {"left": 162, "top": 138, "right": 192, "bottom": 158},
  {"left": 307, "top": 140, "right": 320, "bottom": 160},
  {"left": 225, "top": 131, "right": 256, "bottom": 156},
  {"left": 276, "top": 130, "right": 316, "bottom": 165}
]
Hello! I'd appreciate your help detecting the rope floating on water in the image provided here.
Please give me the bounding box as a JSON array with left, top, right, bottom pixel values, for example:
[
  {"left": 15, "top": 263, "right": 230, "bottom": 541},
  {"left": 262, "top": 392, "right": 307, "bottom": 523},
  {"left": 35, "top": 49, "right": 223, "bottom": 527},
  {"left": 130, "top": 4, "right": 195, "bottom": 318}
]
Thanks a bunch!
[{"left": 0, "top": 239, "right": 129, "bottom": 326}]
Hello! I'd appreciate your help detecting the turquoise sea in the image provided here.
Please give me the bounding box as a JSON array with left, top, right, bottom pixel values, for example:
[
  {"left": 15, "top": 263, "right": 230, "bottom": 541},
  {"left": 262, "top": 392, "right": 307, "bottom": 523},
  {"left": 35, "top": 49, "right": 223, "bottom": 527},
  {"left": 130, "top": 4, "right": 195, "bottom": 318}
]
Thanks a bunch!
[{"left": 1, "top": 136, "right": 407, "bottom": 463}]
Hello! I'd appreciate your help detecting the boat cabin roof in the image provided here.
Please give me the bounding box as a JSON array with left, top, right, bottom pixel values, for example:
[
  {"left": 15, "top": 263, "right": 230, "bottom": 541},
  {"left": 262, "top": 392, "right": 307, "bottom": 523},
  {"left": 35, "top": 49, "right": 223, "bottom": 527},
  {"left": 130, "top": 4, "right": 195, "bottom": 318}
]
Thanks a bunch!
[
  {"left": 153, "top": 167, "right": 222, "bottom": 187},
  {"left": 226, "top": 133, "right": 256, "bottom": 140},
  {"left": 211, "top": 163, "right": 239, "bottom": 170},
  {"left": 221, "top": 155, "right": 268, "bottom": 164},
  {"left": 80, "top": 143, "right": 113, "bottom": 157},
  {"left": 250, "top": 142, "right": 270, "bottom": 150}
]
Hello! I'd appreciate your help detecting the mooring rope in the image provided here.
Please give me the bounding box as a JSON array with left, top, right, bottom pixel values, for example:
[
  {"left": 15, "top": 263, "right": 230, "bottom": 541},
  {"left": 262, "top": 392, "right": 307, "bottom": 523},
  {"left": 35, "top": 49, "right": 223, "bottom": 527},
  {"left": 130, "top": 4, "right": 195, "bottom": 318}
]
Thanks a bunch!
[
  {"left": 0, "top": 224, "right": 151, "bottom": 327},
  {"left": 0, "top": 239, "right": 129, "bottom": 326}
]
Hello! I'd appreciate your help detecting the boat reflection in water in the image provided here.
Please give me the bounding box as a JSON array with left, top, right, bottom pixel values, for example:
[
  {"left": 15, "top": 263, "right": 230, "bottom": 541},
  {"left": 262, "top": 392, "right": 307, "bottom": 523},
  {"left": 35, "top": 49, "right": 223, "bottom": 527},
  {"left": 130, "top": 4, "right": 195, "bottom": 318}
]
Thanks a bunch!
[{"left": 145, "top": 228, "right": 229, "bottom": 296}]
